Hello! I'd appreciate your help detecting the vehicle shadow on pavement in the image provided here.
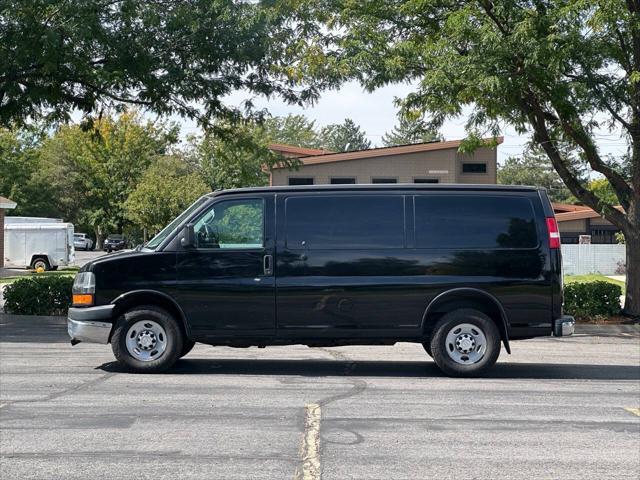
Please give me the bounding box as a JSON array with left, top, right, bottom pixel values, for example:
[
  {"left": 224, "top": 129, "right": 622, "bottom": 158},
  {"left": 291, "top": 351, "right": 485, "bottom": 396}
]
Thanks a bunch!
[{"left": 97, "top": 359, "right": 640, "bottom": 381}]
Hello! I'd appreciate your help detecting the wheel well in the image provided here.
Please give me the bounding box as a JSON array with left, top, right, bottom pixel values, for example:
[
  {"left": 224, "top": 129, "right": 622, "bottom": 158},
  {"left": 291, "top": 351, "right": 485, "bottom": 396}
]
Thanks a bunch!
[
  {"left": 30, "top": 255, "right": 51, "bottom": 268},
  {"left": 422, "top": 290, "right": 511, "bottom": 353},
  {"left": 111, "top": 292, "right": 189, "bottom": 340}
]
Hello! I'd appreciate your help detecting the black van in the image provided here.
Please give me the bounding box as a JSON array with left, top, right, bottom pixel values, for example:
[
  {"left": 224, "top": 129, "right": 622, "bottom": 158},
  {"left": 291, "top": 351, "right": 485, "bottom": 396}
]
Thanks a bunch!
[{"left": 68, "top": 185, "right": 574, "bottom": 376}]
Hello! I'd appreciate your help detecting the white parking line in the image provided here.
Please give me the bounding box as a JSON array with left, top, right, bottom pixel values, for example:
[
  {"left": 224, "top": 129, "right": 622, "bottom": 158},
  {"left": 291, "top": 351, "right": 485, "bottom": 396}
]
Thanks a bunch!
[{"left": 296, "top": 403, "right": 321, "bottom": 480}]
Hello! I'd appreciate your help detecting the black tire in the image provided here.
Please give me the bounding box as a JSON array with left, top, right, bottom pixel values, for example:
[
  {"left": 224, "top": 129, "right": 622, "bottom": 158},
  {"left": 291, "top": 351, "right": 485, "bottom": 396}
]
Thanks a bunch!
[
  {"left": 30, "top": 257, "right": 50, "bottom": 271},
  {"left": 429, "top": 309, "right": 501, "bottom": 377},
  {"left": 180, "top": 340, "right": 196, "bottom": 358},
  {"left": 422, "top": 342, "right": 432, "bottom": 358},
  {"left": 111, "top": 305, "right": 184, "bottom": 373}
]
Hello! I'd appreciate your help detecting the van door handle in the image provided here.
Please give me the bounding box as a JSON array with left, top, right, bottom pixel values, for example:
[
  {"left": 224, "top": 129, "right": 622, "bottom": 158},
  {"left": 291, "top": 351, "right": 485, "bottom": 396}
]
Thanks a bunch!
[{"left": 263, "top": 254, "right": 273, "bottom": 276}]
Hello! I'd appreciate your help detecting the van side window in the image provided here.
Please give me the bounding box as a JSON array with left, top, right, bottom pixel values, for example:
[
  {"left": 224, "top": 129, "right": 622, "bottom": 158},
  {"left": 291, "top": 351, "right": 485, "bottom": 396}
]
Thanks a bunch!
[
  {"left": 193, "top": 199, "right": 264, "bottom": 249},
  {"left": 414, "top": 195, "right": 537, "bottom": 249},
  {"left": 285, "top": 195, "right": 404, "bottom": 249}
]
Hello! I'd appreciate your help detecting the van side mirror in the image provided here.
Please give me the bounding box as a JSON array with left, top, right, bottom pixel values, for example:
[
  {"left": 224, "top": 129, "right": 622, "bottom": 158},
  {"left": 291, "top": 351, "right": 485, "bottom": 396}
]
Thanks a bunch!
[{"left": 180, "top": 223, "right": 196, "bottom": 248}]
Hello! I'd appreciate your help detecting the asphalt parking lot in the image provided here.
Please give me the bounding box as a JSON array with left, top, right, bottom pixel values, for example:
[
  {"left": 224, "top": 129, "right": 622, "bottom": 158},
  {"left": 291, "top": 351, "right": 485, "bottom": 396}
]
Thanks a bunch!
[{"left": 1, "top": 318, "right": 639, "bottom": 480}]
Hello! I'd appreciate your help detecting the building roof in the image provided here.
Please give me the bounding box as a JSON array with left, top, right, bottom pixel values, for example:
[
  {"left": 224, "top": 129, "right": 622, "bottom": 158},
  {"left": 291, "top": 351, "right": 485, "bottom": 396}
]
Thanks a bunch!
[
  {"left": 270, "top": 137, "right": 504, "bottom": 169},
  {"left": 268, "top": 143, "right": 330, "bottom": 157},
  {"left": 555, "top": 205, "right": 623, "bottom": 222},
  {"left": 552, "top": 202, "right": 591, "bottom": 213},
  {"left": 0, "top": 196, "right": 17, "bottom": 209}
]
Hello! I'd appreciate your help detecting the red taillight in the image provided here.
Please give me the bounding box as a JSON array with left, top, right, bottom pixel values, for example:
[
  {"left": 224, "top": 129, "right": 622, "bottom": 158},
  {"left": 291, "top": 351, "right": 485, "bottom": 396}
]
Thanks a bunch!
[{"left": 546, "top": 217, "right": 560, "bottom": 249}]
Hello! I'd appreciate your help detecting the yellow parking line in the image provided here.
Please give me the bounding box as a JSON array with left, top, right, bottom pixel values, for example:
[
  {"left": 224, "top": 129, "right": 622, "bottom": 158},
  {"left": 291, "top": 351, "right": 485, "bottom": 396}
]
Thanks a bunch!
[
  {"left": 623, "top": 407, "right": 640, "bottom": 417},
  {"left": 296, "top": 403, "right": 321, "bottom": 480}
]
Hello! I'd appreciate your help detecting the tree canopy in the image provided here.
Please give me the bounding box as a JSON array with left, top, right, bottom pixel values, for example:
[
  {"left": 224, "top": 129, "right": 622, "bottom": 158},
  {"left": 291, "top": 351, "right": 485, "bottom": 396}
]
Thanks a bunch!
[
  {"left": 382, "top": 115, "right": 441, "bottom": 147},
  {"left": 320, "top": 118, "right": 371, "bottom": 152},
  {"left": 124, "top": 156, "right": 209, "bottom": 237},
  {"left": 261, "top": 115, "right": 321, "bottom": 149},
  {"left": 0, "top": 0, "right": 318, "bottom": 127},
  {"left": 292, "top": 0, "right": 640, "bottom": 316},
  {"left": 498, "top": 149, "right": 573, "bottom": 204}
]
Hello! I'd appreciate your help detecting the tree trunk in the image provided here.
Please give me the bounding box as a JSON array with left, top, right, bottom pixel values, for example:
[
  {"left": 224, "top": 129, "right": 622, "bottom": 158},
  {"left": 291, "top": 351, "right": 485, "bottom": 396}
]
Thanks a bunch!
[
  {"left": 95, "top": 227, "right": 104, "bottom": 251},
  {"left": 623, "top": 227, "right": 640, "bottom": 319}
]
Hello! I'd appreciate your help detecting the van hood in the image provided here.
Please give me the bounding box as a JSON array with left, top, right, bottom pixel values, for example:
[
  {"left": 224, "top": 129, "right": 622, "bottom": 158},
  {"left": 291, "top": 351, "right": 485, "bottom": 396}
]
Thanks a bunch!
[{"left": 79, "top": 249, "right": 139, "bottom": 272}]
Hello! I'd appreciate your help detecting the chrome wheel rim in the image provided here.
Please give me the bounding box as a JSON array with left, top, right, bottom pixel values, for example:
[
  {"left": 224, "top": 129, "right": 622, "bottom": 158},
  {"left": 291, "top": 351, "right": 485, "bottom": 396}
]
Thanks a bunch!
[
  {"left": 445, "top": 323, "right": 487, "bottom": 365},
  {"left": 125, "top": 320, "right": 167, "bottom": 362},
  {"left": 33, "top": 260, "right": 46, "bottom": 270}
]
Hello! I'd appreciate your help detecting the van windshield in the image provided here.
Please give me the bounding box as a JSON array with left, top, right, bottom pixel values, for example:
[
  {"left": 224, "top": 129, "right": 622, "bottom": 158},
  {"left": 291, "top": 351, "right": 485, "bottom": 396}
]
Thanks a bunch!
[{"left": 145, "top": 196, "right": 209, "bottom": 250}]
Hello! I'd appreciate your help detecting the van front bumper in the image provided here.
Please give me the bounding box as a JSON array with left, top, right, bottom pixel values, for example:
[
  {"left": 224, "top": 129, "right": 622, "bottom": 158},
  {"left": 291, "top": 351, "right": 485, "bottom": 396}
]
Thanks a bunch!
[
  {"left": 553, "top": 315, "right": 575, "bottom": 337},
  {"left": 68, "top": 305, "right": 115, "bottom": 345}
]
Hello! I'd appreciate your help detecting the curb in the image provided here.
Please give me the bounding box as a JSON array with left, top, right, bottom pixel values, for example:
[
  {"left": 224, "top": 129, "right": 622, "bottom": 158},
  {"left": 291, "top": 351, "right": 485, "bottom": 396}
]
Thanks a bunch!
[
  {"left": 0, "top": 314, "right": 67, "bottom": 326},
  {"left": 575, "top": 324, "right": 640, "bottom": 336}
]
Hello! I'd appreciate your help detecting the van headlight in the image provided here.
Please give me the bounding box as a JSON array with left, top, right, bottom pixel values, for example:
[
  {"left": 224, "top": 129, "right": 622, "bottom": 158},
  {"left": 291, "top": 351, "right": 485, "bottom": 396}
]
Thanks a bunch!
[{"left": 72, "top": 272, "right": 95, "bottom": 306}]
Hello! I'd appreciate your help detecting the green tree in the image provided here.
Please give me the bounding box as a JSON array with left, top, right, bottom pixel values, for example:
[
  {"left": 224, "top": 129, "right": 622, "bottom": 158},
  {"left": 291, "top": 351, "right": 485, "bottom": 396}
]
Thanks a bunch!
[
  {"left": 0, "top": 0, "right": 317, "bottom": 127},
  {"left": 498, "top": 150, "right": 573, "bottom": 203},
  {"left": 296, "top": 1, "right": 640, "bottom": 317},
  {"left": 39, "top": 111, "right": 179, "bottom": 246},
  {"left": 0, "top": 127, "right": 60, "bottom": 217},
  {"left": 186, "top": 122, "right": 298, "bottom": 190},
  {"left": 320, "top": 118, "right": 370, "bottom": 152},
  {"left": 262, "top": 115, "right": 321, "bottom": 148},
  {"left": 587, "top": 178, "right": 619, "bottom": 206},
  {"left": 382, "top": 116, "right": 441, "bottom": 146},
  {"left": 124, "top": 156, "right": 209, "bottom": 240}
]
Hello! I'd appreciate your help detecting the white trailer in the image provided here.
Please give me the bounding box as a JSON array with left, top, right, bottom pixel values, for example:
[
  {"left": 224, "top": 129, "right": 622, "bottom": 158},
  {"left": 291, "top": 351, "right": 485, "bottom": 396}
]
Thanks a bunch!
[{"left": 4, "top": 220, "right": 75, "bottom": 270}]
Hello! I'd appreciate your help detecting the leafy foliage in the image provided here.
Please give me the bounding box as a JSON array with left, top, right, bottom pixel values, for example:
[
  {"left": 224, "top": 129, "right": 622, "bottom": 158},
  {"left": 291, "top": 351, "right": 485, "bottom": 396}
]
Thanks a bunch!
[
  {"left": 382, "top": 115, "right": 440, "bottom": 147},
  {"left": 564, "top": 281, "right": 622, "bottom": 319},
  {"left": 186, "top": 122, "right": 296, "bottom": 190},
  {"left": 320, "top": 118, "right": 371, "bottom": 152},
  {"left": 0, "top": 0, "right": 318, "bottom": 127},
  {"left": 292, "top": 0, "right": 639, "bottom": 316},
  {"left": 262, "top": 115, "right": 321, "bottom": 148},
  {"left": 498, "top": 149, "right": 573, "bottom": 203},
  {"left": 37, "top": 111, "right": 179, "bottom": 245},
  {"left": 124, "top": 156, "right": 209, "bottom": 237},
  {"left": 0, "top": 127, "right": 60, "bottom": 217},
  {"left": 3, "top": 276, "right": 74, "bottom": 316}
]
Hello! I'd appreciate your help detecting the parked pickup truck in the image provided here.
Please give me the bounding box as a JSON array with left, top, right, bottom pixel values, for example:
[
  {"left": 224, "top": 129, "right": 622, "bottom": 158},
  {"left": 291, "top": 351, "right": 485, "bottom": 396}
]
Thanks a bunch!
[{"left": 68, "top": 184, "right": 574, "bottom": 377}]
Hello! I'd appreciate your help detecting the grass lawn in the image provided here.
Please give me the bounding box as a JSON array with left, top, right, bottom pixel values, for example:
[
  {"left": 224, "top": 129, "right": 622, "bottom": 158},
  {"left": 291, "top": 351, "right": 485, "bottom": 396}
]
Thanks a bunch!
[
  {"left": 0, "top": 268, "right": 79, "bottom": 285},
  {"left": 564, "top": 274, "right": 626, "bottom": 289}
]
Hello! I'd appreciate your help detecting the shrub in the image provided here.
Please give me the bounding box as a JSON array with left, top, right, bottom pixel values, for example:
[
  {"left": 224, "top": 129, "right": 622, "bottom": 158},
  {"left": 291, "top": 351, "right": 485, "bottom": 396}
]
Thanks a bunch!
[
  {"left": 3, "top": 276, "right": 74, "bottom": 316},
  {"left": 564, "top": 281, "right": 622, "bottom": 318}
]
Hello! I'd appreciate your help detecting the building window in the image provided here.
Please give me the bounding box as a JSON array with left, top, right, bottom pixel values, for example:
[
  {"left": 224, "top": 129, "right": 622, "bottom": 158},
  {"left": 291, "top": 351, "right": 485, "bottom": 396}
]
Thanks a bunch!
[
  {"left": 462, "top": 163, "right": 487, "bottom": 174},
  {"left": 590, "top": 228, "right": 618, "bottom": 244},
  {"left": 330, "top": 177, "right": 356, "bottom": 184},
  {"left": 414, "top": 178, "right": 439, "bottom": 183},
  {"left": 561, "top": 235, "right": 579, "bottom": 244},
  {"left": 371, "top": 178, "right": 398, "bottom": 184},
  {"left": 289, "top": 177, "right": 314, "bottom": 186}
]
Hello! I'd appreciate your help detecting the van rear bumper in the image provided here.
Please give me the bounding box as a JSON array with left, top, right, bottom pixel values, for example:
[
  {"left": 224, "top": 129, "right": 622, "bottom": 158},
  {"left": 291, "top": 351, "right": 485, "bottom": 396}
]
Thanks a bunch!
[
  {"left": 68, "top": 305, "right": 115, "bottom": 345},
  {"left": 553, "top": 315, "right": 575, "bottom": 337}
]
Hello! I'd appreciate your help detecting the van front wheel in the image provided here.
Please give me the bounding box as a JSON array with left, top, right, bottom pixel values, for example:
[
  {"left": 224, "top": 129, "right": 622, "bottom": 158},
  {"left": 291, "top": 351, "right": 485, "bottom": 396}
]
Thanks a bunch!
[
  {"left": 111, "top": 306, "right": 184, "bottom": 373},
  {"left": 429, "top": 309, "right": 500, "bottom": 377}
]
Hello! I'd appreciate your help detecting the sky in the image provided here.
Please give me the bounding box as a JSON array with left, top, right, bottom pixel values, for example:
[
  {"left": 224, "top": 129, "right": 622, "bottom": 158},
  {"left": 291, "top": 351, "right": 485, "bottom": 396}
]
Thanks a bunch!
[{"left": 175, "top": 80, "right": 629, "bottom": 166}]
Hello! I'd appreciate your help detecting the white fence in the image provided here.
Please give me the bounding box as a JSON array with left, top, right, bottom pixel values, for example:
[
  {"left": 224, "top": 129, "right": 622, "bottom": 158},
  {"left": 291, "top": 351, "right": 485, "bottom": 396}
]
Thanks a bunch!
[{"left": 561, "top": 244, "right": 626, "bottom": 276}]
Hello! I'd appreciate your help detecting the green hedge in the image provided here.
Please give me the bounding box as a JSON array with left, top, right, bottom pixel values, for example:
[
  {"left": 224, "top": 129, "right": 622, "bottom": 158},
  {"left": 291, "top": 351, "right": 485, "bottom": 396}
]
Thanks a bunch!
[
  {"left": 564, "top": 281, "right": 622, "bottom": 318},
  {"left": 3, "top": 276, "right": 74, "bottom": 316}
]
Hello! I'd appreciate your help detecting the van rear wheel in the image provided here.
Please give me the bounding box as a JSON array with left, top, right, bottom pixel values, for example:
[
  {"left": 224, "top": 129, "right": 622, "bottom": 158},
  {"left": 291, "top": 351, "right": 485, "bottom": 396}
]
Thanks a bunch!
[
  {"left": 429, "top": 309, "right": 500, "bottom": 377},
  {"left": 111, "top": 306, "right": 184, "bottom": 373}
]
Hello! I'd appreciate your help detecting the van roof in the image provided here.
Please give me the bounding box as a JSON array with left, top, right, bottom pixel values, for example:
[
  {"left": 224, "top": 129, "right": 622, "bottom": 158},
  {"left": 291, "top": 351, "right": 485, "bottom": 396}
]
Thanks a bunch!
[{"left": 208, "top": 183, "right": 543, "bottom": 197}]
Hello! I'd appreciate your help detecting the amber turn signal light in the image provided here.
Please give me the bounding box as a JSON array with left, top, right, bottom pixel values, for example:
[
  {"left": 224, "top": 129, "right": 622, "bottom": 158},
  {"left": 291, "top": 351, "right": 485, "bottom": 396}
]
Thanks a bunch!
[{"left": 72, "top": 294, "right": 94, "bottom": 306}]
